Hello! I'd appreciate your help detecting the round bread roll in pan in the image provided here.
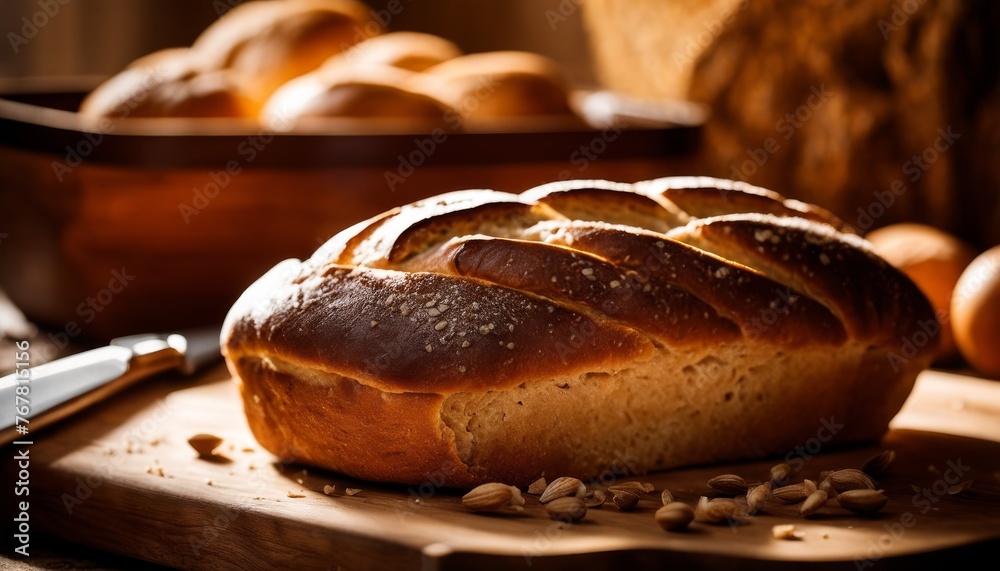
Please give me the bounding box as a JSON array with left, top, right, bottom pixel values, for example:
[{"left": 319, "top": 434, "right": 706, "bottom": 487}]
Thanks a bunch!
[
  {"left": 326, "top": 31, "right": 463, "bottom": 72},
  {"left": 192, "top": 0, "right": 378, "bottom": 112},
  {"left": 79, "top": 48, "right": 255, "bottom": 118},
  {"left": 222, "top": 177, "right": 937, "bottom": 488},
  {"left": 262, "top": 65, "right": 455, "bottom": 128},
  {"left": 416, "top": 50, "right": 577, "bottom": 127}
]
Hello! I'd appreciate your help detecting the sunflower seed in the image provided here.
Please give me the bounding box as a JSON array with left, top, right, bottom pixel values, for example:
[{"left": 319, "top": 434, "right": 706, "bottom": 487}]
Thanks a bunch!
[
  {"left": 656, "top": 502, "right": 695, "bottom": 531},
  {"left": 661, "top": 488, "right": 675, "bottom": 505},
  {"left": 462, "top": 483, "right": 516, "bottom": 512},
  {"left": 612, "top": 490, "right": 640, "bottom": 510},
  {"left": 546, "top": 496, "right": 587, "bottom": 522},
  {"left": 800, "top": 489, "right": 829, "bottom": 517},
  {"left": 527, "top": 477, "right": 547, "bottom": 495},
  {"left": 773, "top": 483, "right": 810, "bottom": 503},
  {"left": 539, "top": 477, "right": 586, "bottom": 504},
  {"left": 747, "top": 481, "right": 771, "bottom": 513},
  {"left": 708, "top": 474, "right": 748, "bottom": 495},
  {"left": 770, "top": 463, "right": 792, "bottom": 486},
  {"left": 695, "top": 496, "right": 748, "bottom": 524},
  {"left": 828, "top": 469, "right": 877, "bottom": 492},
  {"left": 836, "top": 489, "right": 888, "bottom": 514}
]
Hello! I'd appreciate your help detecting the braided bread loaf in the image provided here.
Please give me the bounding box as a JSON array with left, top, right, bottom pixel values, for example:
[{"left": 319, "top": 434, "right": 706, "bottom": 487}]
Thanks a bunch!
[{"left": 222, "top": 177, "right": 937, "bottom": 488}]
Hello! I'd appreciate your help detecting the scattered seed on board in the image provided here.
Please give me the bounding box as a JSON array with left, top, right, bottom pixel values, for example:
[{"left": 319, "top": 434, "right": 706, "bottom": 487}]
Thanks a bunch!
[
  {"left": 800, "top": 489, "right": 829, "bottom": 517},
  {"left": 836, "top": 489, "right": 889, "bottom": 514},
  {"left": 747, "top": 481, "right": 771, "bottom": 513},
  {"left": 656, "top": 502, "right": 695, "bottom": 532},
  {"left": 539, "top": 477, "right": 586, "bottom": 504},
  {"left": 546, "top": 497, "right": 587, "bottom": 522},
  {"left": 695, "top": 496, "right": 748, "bottom": 525},
  {"left": 773, "top": 483, "right": 810, "bottom": 503},
  {"left": 828, "top": 469, "right": 877, "bottom": 492},
  {"left": 462, "top": 483, "right": 522, "bottom": 512},
  {"left": 527, "top": 477, "right": 547, "bottom": 495},
  {"left": 770, "top": 463, "right": 792, "bottom": 486},
  {"left": 612, "top": 490, "right": 640, "bottom": 510},
  {"left": 708, "top": 474, "right": 749, "bottom": 496}
]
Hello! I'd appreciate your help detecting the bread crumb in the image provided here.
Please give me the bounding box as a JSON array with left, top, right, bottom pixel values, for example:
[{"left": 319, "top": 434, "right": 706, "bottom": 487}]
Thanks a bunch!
[
  {"left": 370, "top": 320, "right": 378, "bottom": 328},
  {"left": 287, "top": 491, "right": 306, "bottom": 498},
  {"left": 323, "top": 485, "right": 336, "bottom": 496},
  {"left": 772, "top": 524, "right": 805, "bottom": 540},
  {"left": 345, "top": 488, "right": 362, "bottom": 496},
  {"left": 242, "top": 447, "right": 254, "bottom": 453},
  {"left": 506, "top": 342, "right": 515, "bottom": 350},
  {"left": 205, "top": 479, "right": 213, "bottom": 486},
  {"left": 425, "top": 344, "right": 433, "bottom": 353}
]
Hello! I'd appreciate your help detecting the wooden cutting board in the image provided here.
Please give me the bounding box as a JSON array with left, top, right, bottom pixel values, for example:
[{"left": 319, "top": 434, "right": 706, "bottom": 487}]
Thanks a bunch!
[{"left": 12, "top": 367, "right": 1000, "bottom": 570}]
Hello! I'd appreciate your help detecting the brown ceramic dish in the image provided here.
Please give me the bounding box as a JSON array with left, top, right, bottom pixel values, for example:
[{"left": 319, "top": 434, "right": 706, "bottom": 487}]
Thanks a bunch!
[{"left": 0, "top": 77, "right": 705, "bottom": 340}]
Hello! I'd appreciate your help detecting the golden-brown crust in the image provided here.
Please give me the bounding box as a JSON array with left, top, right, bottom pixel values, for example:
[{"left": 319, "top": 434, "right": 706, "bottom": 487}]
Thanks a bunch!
[
  {"left": 79, "top": 49, "right": 256, "bottom": 119},
  {"left": 223, "top": 177, "right": 938, "bottom": 487},
  {"left": 192, "top": 0, "right": 377, "bottom": 110}
]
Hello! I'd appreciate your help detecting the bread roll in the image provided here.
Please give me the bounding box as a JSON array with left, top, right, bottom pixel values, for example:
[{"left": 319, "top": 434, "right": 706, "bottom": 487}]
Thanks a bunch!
[
  {"left": 222, "top": 177, "right": 936, "bottom": 488},
  {"left": 262, "top": 65, "right": 454, "bottom": 126},
  {"left": 79, "top": 48, "right": 255, "bottom": 119},
  {"left": 192, "top": 0, "right": 378, "bottom": 113},
  {"left": 416, "top": 51, "right": 576, "bottom": 127},
  {"left": 328, "top": 31, "right": 463, "bottom": 72}
]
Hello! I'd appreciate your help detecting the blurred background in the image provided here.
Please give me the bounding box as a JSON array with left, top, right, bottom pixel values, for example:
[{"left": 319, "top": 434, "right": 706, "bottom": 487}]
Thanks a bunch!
[
  {"left": 3, "top": 0, "right": 996, "bottom": 248},
  {"left": 1, "top": 0, "right": 999, "bottom": 375}
]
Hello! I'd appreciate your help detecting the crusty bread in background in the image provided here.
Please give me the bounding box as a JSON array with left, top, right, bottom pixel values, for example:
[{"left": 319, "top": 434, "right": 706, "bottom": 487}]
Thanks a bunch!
[
  {"left": 416, "top": 51, "right": 576, "bottom": 127},
  {"left": 222, "top": 177, "right": 936, "bottom": 488},
  {"left": 263, "top": 65, "right": 454, "bottom": 126},
  {"left": 191, "top": 0, "right": 377, "bottom": 114},
  {"left": 866, "top": 223, "right": 977, "bottom": 363},
  {"left": 326, "top": 31, "right": 463, "bottom": 72},
  {"left": 583, "top": 0, "right": 1000, "bottom": 250},
  {"left": 79, "top": 48, "right": 255, "bottom": 118}
]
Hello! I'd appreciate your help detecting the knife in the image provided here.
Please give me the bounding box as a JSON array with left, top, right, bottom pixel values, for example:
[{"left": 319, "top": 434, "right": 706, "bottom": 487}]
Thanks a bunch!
[{"left": 0, "top": 327, "right": 221, "bottom": 446}]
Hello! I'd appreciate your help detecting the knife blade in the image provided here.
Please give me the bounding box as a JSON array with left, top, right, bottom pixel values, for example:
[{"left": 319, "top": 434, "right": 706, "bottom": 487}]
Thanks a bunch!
[{"left": 0, "top": 327, "right": 221, "bottom": 446}]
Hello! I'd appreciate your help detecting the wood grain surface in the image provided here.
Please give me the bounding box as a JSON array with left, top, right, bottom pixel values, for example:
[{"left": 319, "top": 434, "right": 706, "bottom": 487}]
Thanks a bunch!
[{"left": 7, "top": 367, "right": 1000, "bottom": 570}]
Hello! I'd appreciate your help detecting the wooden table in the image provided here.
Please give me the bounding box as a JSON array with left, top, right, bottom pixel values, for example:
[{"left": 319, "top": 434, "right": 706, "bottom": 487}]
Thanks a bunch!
[{"left": 3, "top": 360, "right": 999, "bottom": 570}]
